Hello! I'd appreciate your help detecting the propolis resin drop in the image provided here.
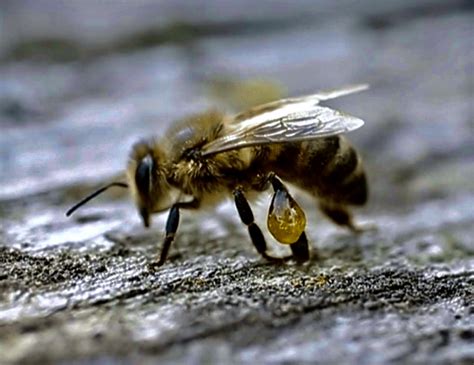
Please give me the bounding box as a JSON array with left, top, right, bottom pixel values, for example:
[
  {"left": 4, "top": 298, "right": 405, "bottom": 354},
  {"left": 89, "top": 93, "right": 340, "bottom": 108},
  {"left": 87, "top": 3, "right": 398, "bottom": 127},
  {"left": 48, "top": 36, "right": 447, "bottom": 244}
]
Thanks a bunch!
[{"left": 267, "top": 188, "right": 306, "bottom": 244}]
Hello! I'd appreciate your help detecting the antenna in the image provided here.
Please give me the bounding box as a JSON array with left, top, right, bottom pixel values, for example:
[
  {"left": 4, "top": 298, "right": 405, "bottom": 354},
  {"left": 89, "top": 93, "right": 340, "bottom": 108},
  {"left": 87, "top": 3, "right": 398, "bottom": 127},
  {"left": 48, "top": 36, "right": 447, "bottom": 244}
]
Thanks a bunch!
[{"left": 66, "top": 182, "right": 128, "bottom": 217}]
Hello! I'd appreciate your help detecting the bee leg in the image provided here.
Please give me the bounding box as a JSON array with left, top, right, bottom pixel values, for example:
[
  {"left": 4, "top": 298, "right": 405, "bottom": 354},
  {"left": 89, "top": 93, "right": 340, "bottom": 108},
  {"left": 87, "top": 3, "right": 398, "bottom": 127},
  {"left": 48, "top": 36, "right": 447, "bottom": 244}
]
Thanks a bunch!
[
  {"left": 290, "top": 232, "right": 310, "bottom": 263},
  {"left": 233, "top": 188, "right": 291, "bottom": 263},
  {"left": 154, "top": 199, "right": 201, "bottom": 267},
  {"left": 267, "top": 174, "right": 310, "bottom": 263},
  {"left": 155, "top": 205, "right": 180, "bottom": 266},
  {"left": 319, "top": 202, "right": 369, "bottom": 233}
]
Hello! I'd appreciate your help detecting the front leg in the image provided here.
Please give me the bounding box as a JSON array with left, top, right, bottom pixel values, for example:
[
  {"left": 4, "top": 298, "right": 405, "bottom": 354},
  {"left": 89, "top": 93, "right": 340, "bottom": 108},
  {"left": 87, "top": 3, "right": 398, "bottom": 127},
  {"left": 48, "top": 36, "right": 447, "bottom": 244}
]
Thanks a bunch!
[
  {"left": 233, "top": 187, "right": 292, "bottom": 262},
  {"left": 155, "top": 199, "right": 200, "bottom": 267}
]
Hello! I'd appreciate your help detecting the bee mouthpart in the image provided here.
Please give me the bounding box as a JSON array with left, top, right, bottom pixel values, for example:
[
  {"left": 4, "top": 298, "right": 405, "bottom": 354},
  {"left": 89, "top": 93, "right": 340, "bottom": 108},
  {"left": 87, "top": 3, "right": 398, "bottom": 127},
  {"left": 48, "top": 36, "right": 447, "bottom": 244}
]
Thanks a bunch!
[{"left": 140, "top": 207, "right": 150, "bottom": 228}]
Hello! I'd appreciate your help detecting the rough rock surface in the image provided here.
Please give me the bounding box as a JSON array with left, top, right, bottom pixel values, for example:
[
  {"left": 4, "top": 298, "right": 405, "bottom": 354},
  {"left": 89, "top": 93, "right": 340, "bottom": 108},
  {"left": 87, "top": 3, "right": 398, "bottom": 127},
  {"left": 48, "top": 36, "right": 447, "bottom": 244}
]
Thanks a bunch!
[{"left": 0, "top": 1, "right": 473, "bottom": 364}]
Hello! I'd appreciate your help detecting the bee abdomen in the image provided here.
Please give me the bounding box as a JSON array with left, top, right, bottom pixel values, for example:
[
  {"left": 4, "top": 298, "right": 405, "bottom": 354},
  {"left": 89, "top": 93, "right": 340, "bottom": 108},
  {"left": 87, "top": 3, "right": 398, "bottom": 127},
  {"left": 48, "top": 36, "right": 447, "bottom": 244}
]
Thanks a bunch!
[
  {"left": 270, "top": 136, "right": 339, "bottom": 175},
  {"left": 321, "top": 139, "right": 358, "bottom": 184},
  {"left": 339, "top": 168, "right": 368, "bottom": 205},
  {"left": 270, "top": 136, "right": 368, "bottom": 206},
  {"left": 312, "top": 136, "right": 367, "bottom": 205}
]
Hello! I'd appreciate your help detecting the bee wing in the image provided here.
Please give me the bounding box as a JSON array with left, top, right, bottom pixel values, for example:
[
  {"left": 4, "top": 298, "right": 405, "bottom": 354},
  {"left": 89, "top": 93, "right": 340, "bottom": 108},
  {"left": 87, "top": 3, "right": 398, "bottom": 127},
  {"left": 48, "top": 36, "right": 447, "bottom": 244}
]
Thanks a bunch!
[
  {"left": 274, "top": 83, "right": 369, "bottom": 105},
  {"left": 201, "top": 84, "right": 368, "bottom": 156}
]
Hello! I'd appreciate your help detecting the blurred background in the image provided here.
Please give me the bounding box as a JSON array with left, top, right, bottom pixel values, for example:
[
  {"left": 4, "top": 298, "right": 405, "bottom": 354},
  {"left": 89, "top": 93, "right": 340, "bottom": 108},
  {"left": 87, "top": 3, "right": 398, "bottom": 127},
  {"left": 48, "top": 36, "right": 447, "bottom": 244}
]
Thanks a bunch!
[
  {"left": 0, "top": 1, "right": 473, "bottom": 364},
  {"left": 1, "top": 0, "right": 472, "bottom": 206}
]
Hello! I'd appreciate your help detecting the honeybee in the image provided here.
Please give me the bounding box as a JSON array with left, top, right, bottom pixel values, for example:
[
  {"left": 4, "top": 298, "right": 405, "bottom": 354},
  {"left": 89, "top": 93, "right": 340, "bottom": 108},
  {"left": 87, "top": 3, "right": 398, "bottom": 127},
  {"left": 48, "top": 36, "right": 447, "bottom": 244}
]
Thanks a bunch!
[{"left": 67, "top": 84, "right": 369, "bottom": 266}]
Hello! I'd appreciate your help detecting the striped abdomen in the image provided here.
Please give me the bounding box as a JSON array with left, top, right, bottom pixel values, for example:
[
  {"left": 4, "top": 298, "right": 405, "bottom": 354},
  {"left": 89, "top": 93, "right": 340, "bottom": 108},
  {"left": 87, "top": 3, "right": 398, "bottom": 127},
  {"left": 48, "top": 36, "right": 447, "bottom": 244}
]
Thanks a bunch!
[{"left": 267, "top": 136, "right": 368, "bottom": 206}]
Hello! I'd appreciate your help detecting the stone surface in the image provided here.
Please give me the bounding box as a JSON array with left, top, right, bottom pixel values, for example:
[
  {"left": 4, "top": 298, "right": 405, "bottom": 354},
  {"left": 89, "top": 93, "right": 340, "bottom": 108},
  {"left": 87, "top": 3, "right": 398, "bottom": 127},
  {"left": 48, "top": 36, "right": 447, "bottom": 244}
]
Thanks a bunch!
[{"left": 0, "top": 1, "right": 473, "bottom": 364}]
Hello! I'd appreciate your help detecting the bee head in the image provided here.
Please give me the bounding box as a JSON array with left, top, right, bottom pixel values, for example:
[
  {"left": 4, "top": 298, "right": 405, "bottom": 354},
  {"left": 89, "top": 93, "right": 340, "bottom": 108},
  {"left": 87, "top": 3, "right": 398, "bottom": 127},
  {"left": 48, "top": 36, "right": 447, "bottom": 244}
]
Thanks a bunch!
[{"left": 128, "top": 139, "right": 175, "bottom": 228}]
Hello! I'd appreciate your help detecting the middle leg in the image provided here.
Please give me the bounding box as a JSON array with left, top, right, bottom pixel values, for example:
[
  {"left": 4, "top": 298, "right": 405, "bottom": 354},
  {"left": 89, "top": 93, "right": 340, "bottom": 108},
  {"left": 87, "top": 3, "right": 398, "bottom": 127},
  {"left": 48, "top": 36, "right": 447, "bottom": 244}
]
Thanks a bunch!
[{"left": 233, "top": 187, "right": 291, "bottom": 262}]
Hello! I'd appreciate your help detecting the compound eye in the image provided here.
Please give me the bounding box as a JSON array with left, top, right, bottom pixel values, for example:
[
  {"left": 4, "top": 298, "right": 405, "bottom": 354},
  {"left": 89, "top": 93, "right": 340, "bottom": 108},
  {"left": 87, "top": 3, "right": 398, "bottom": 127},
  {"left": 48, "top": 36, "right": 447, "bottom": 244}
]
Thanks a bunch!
[{"left": 135, "top": 154, "right": 154, "bottom": 197}]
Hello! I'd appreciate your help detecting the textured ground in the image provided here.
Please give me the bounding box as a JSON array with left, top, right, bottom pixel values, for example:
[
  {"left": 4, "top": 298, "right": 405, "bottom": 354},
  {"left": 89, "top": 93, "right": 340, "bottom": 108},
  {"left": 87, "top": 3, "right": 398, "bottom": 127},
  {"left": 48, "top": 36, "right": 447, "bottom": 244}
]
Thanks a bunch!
[{"left": 0, "top": 1, "right": 473, "bottom": 364}]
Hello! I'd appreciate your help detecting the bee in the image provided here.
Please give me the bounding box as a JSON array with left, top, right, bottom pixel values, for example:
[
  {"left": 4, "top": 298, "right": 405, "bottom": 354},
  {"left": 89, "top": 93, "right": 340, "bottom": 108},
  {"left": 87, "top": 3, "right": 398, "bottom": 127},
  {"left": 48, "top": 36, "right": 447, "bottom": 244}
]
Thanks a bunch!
[{"left": 67, "top": 84, "right": 369, "bottom": 266}]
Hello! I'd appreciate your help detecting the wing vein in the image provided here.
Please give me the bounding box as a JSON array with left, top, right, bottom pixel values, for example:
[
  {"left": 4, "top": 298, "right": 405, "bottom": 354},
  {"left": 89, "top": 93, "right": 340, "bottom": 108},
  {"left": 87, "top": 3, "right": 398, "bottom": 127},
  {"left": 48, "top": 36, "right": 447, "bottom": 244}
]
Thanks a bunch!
[{"left": 201, "top": 85, "right": 367, "bottom": 156}]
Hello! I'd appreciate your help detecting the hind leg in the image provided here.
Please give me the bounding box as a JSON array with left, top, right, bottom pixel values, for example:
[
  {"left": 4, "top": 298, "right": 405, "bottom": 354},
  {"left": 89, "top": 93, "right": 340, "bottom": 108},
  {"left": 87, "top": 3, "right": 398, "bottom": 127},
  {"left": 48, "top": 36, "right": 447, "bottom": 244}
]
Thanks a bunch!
[{"left": 319, "top": 201, "right": 370, "bottom": 233}]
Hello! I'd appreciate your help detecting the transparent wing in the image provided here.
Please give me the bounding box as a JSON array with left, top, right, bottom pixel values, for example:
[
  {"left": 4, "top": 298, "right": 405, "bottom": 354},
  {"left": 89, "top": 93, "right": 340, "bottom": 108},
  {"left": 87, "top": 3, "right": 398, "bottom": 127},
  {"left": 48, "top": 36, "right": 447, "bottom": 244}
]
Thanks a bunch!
[{"left": 201, "top": 84, "right": 368, "bottom": 156}]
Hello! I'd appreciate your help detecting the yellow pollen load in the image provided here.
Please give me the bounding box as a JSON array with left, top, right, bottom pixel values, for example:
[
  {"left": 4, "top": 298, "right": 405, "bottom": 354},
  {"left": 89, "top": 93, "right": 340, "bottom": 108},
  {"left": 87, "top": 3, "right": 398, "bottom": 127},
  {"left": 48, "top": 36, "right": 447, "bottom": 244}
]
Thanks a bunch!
[{"left": 267, "top": 189, "right": 306, "bottom": 244}]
